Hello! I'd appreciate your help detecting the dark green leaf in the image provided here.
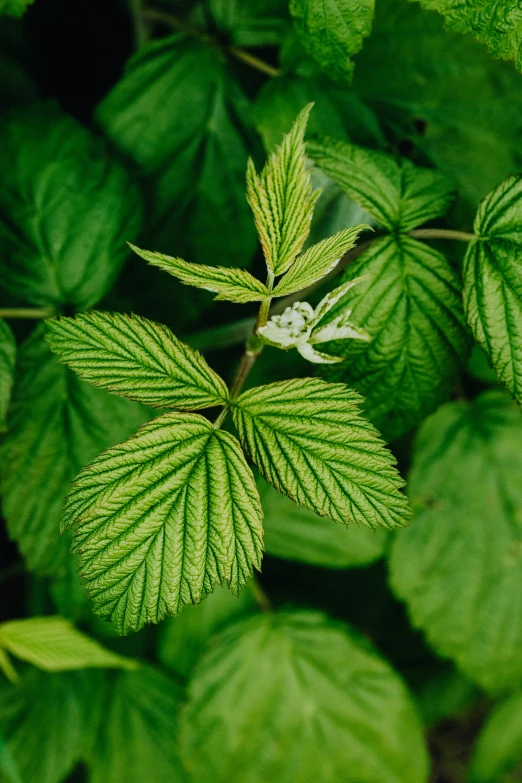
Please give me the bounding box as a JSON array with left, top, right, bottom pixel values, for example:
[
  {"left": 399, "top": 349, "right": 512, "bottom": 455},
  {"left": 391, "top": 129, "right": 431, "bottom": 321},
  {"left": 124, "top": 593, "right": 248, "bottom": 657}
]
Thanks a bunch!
[
  {"left": 210, "top": 0, "right": 289, "bottom": 46},
  {"left": 0, "top": 320, "right": 15, "bottom": 432},
  {"left": 0, "top": 103, "right": 142, "bottom": 310},
  {"left": 180, "top": 610, "right": 428, "bottom": 783},
  {"left": 0, "top": 0, "right": 34, "bottom": 17},
  {"left": 390, "top": 391, "right": 522, "bottom": 692}
]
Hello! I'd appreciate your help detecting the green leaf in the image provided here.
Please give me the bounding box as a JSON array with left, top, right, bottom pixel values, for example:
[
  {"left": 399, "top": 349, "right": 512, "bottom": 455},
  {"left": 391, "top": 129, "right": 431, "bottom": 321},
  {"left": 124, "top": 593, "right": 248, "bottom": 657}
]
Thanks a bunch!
[
  {"left": 64, "top": 413, "right": 263, "bottom": 634},
  {"left": 0, "top": 104, "right": 142, "bottom": 310},
  {"left": 0, "top": 0, "right": 34, "bottom": 17},
  {"left": 0, "top": 668, "right": 104, "bottom": 783},
  {"left": 289, "top": 0, "right": 375, "bottom": 82},
  {"left": 272, "top": 225, "right": 368, "bottom": 296},
  {"left": 180, "top": 610, "right": 428, "bottom": 783},
  {"left": 210, "top": 0, "right": 289, "bottom": 46},
  {"left": 0, "top": 320, "right": 15, "bottom": 432},
  {"left": 463, "top": 175, "right": 522, "bottom": 405},
  {"left": 128, "top": 244, "right": 269, "bottom": 303},
  {"left": 87, "top": 668, "right": 185, "bottom": 783},
  {"left": 96, "top": 37, "right": 259, "bottom": 268},
  {"left": 412, "top": 0, "right": 522, "bottom": 72},
  {"left": 246, "top": 103, "right": 319, "bottom": 276},
  {"left": 321, "top": 236, "right": 470, "bottom": 441},
  {"left": 469, "top": 690, "right": 522, "bottom": 782},
  {"left": 309, "top": 136, "right": 454, "bottom": 232},
  {"left": 45, "top": 312, "right": 228, "bottom": 410},
  {"left": 0, "top": 329, "right": 151, "bottom": 576},
  {"left": 159, "top": 583, "right": 258, "bottom": 678},
  {"left": 232, "top": 377, "right": 410, "bottom": 530},
  {"left": 389, "top": 391, "right": 522, "bottom": 692},
  {"left": 260, "top": 480, "right": 388, "bottom": 567},
  {"left": 0, "top": 616, "right": 138, "bottom": 673},
  {"left": 0, "top": 730, "right": 22, "bottom": 783}
]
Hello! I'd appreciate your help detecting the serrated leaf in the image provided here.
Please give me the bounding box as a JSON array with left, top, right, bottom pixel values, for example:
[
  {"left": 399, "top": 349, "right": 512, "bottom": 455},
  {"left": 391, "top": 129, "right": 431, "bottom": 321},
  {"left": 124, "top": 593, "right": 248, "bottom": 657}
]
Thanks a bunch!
[
  {"left": 232, "top": 377, "right": 410, "bottom": 530},
  {"left": 463, "top": 175, "right": 522, "bottom": 405},
  {"left": 128, "top": 244, "right": 269, "bottom": 303},
  {"left": 321, "top": 236, "right": 470, "bottom": 441},
  {"left": 96, "top": 37, "right": 259, "bottom": 268},
  {"left": 45, "top": 312, "right": 228, "bottom": 409},
  {"left": 0, "top": 329, "right": 151, "bottom": 576},
  {"left": 272, "top": 225, "right": 368, "bottom": 296},
  {"left": 289, "top": 0, "right": 375, "bottom": 82},
  {"left": 0, "top": 104, "right": 142, "bottom": 310},
  {"left": 309, "top": 136, "right": 454, "bottom": 231},
  {"left": 0, "top": 320, "right": 15, "bottom": 432},
  {"left": 159, "top": 583, "right": 258, "bottom": 678},
  {"left": 64, "top": 413, "right": 263, "bottom": 634},
  {"left": 0, "top": 0, "right": 34, "bottom": 17},
  {"left": 469, "top": 690, "right": 522, "bottom": 783},
  {"left": 87, "top": 668, "right": 186, "bottom": 783},
  {"left": 0, "top": 668, "right": 105, "bottom": 783},
  {"left": 246, "top": 104, "right": 319, "bottom": 276},
  {"left": 260, "top": 480, "right": 388, "bottom": 567},
  {"left": 180, "top": 610, "right": 428, "bottom": 783},
  {"left": 390, "top": 391, "right": 522, "bottom": 692},
  {"left": 412, "top": 0, "right": 522, "bottom": 72},
  {"left": 210, "top": 0, "right": 289, "bottom": 46},
  {"left": 0, "top": 617, "right": 138, "bottom": 673}
]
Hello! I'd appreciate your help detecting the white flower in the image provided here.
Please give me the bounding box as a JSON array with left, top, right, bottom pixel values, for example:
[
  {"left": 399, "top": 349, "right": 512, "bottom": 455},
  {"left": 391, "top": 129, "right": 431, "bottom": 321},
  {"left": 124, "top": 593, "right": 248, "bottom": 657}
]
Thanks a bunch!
[{"left": 258, "top": 276, "right": 371, "bottom": 364}]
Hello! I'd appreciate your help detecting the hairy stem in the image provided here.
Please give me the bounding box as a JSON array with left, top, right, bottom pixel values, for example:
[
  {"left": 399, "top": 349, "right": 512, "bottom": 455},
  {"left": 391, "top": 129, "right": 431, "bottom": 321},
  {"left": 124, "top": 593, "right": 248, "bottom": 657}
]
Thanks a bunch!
[
  {"left": 0, "top": 307, "right": 56, "bottom": 319},
  {"left": 142, "top": 8, "right": 280, "bottom": 78}
]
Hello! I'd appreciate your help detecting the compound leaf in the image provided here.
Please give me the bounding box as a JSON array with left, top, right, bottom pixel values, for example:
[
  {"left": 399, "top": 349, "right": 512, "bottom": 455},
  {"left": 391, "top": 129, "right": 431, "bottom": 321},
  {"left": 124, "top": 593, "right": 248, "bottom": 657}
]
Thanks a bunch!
[
  {"left": 0, "top": 329, "right": 151, "bottom": 576},
  {"left": 0, "top": 104, "right": 142, "bottom": 310},
  {"left": 0, "top": 617, "right": 138, "bottom": 674},
  {"left": 289, "top": 0, "right": 375, "bottom": 82},
  {"left": 309, "top": 136, "right": 454, "bottom": 231},
  {"left": 45, "top": 312, "right": 228, "bottom": 410},
  {"left": 180, "top": 610, "right": 428, "bottom": 783},
  {"left": 321, "top": 236, "right": 470, "bottom": 441},
  {"left": 463, "top": 175, "right": 522, "bottom": 405},
  {"left": 129, "top": 245, "right": 269, "bottom": 303},
  {"left": 246, "top": 103, "right": 319, "bottom": 276},
  {"left": 232, "top": 377, "right": 410, "bottom": 530},
  {"left": 64, "top": 413, "right": 263, "bottom": 634},
  {"left": 260, "top": 480, "right": 388, "bottom": 568},
  {"left": 390, "top": 391, "right": 522, "bottom": 692},
  {"left": 0, "top": 321, "right": 15, "bottom": 432}
]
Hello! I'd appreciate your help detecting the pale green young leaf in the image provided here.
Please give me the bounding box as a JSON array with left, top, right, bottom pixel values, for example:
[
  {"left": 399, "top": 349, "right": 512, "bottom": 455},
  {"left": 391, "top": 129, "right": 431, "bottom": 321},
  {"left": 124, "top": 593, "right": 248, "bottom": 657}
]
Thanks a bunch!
[
  {"left": 0, "top": 329, "right": 151, "bottom": 576},
  {"left": 0, "top": 668, "right": 104, "bottom": 783},
  {"left": 0, "top": 617, "right": 138, "bottom": 673},
  {"left": 412, "top": 0, "right": 522, "bottom": 72},
  {"left": 260, "top": 480, "right": 388, "bottom": 568},
  {"left": 87, "top": 668, "right": 186, "bottom": 783},
  {"left": 45, "top": 312, "right": 228, "bottom": 410},
  {"left": 308, "top": 136, "right": 454, "bottom": 231},
  {"left": 321, "top": 236, "right": 470, "bottom": 441},
  {"left": 469, "top": 690, "right": 522, "bottom": 782},
  {"left": 272, "top": 225, "right": 368, "bottom": 296},
  {"left": 246, "top": 103, "right": 319, "bottom": 276},
  {"left": 96, "top": 37, "right": 259, "bottom": 268},
  {"left": 232, "top": 377, "right": 410, "bottom": 530},
  {"left": 159, "top": 583, "right": 258, "bottom": 678},
  {"left": 64, "top": 413, "right": 263, "bottom": 634},
  {"left": 289, "top": 0, "right": 375, "bottom": 82},
  {"left": 128, "top": 244, "right": 269, "bottom": 303},
  {"left": 180, "top": 610, "right": 428, "bottom": 783},
  {"left": 0, "top": 320, "right": 15, "bottom": 432},
  {"left": 463, "top": 175, "right": 522, "bottom": 404},
  {"left": 390, "top": 392, "right": 522, "bottom": 692},
  {"left": 0, "top": 0, "right": 34, "bottom": 17},
  {"left": 0, "top": 104, "right": 142, "bottom": 310}
]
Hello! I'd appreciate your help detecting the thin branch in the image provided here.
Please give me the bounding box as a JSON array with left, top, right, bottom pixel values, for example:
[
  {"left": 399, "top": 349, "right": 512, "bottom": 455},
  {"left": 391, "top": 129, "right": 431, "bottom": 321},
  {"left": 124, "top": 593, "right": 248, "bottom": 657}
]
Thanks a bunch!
[
  {"left": 0, "top": 307, "right": 55, "bottom": 320},
  {"left": 128, "top": 0, "right": 149, "bottom": 47},
  {"left": 229, "top": 46, "right": 281, "bottom": 78}
]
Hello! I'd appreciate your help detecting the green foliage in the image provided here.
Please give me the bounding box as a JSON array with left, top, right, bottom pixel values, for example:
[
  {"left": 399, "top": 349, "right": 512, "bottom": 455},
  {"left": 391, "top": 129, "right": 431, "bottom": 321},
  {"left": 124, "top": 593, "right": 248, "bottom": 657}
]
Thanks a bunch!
[
  {"left": 390, "top": 392, "right": 522, "bottom": 692},
  {"left": 232, "top": 378, "right": 410, "bottom": 529},
  {"left": 0, "top": 320, "right": 15, "bottom": 432},
  {"left": 469, "top": 690, "right": 522, "bottom": 782},
  {"left": 180, "top": 610, "right": 429, "bottom": 783},
  {"left": 209, "top": 0, "right": 289, "bottom": 46},
  {"left": 0, "top": 0, "right": 34, "bottom": 17},
  {"left": 289, "top": 0, "right": 375, "bottom": 82},
  {"left": 464, "top": 175, "right": 522, "bottom": 404}
]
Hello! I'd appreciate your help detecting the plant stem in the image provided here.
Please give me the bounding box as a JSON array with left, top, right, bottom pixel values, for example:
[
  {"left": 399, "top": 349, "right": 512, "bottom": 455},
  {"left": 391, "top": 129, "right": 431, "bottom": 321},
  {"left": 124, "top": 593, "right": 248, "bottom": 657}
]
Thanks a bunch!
[
  {"left": 408, "top": 228, "right": 476, "bottom": 242},
  {"left": 0, "top": 307, "right": 55, "bottom": 319},
  {"left": 129, "top": 0, "right": 149, "bottom": 47},
  {"left": 251, "top": 577, "right": 272, "bottom": 612},
  {"left": 142, "top": 8, "right": 280, "bottom": 78}
]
